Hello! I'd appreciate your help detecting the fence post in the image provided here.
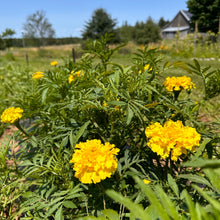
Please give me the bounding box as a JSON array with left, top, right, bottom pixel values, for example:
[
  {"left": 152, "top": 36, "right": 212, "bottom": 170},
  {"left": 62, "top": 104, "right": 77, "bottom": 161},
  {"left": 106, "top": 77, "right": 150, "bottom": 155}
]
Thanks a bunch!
[
  {"left": 194, "top": 20, "right": 198, "bottom": 55},
  {"left": 25, "top": 52, "right": 29, "bottom": 65},
  {"left": 72, "top": 48, "right": 75, "bottom": 63}
]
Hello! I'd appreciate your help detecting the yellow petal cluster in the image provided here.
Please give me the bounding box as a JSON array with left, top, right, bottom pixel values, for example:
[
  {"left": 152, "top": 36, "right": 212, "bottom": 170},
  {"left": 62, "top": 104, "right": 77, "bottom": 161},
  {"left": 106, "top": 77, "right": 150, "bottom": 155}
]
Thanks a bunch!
[
  {"left": 1, "top": 107, "right": 23, "bottom": 124},
  {"left": 50, "top": 61, "right": 58, "bottom": 66},
  {"left": 143, "top": 179, "right": 151, "bottom": 184},
  {"left": 70, "top": 139, "right": 120, "bottom": 184},
  {"left": 138, "top": 64, "right": 152, "bottom": 73},
  {"left": 145, "top": 120, "right": 201, "bottom": 161},
  {"left": 164, "top": 76, "right": 196, "bottom": 92},
  {"left": 68, "top": 70, "right": 84, "bottom": 83},
  {"left": 32, "top": 71, "right": 44, "bottom": 79}
]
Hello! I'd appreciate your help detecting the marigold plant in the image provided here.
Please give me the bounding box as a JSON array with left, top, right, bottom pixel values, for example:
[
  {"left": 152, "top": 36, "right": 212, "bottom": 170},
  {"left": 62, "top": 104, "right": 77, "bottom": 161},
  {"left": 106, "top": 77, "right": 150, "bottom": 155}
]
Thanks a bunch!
[
  {"left": 70, "top": 139, "right": 120, "bottom": 184},
  {"left": 164, "top": 76, "right": 196, "bottom": 92},
  {"left": 32, "top": 71, "right": 44, "bottom": 79},
  {"left": 1, "top": 107, "right": 23, "bottom": 124},
  {"left": 145, "top": 120, "right": 201, "bottom": 161}
]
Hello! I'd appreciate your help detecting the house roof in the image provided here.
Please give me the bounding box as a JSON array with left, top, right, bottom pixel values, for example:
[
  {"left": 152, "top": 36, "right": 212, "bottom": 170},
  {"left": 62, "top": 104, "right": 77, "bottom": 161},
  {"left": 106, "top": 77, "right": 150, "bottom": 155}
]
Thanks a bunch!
[
  {"left": 162, "top": 10, "right": 193, "bottom": 32},
  {"left": 162, "top": 26, "right": 190, "bottom": 32},
  {"left": 181, "top": 10, "right": 192, "bottom": 21}
]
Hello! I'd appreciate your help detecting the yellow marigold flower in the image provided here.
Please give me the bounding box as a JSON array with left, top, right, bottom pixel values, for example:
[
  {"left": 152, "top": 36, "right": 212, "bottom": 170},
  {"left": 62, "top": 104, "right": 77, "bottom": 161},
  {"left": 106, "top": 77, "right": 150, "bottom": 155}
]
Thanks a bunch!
[
  {"left": 69, "top": 70, "right": 84, "bottom": 83},
  {"left": 50, "top": 61, "right": 58, "bottom": 66},
  {"left": 164, "top": 76, "right": 196, "bottom": 92},
  {"left": 145, "top": 120, "right": 201, "bottom": 161},
  {"left": 1, "top": 107, "right": 23, "bottom": 124},
  {"left": 143, "top": 179, "right": 151, "bottom": 184},
  {"left": 140, "top": 44, "right": 145, "bottom": 50},
  {"left": 68, "top": 74, "right": 75, "bottom": 84},
  {"left": 32, "top": 71, "right": 44, "bottom": 79},
  {"left": 139, "top": 64, "right": 152, "bottom": 74},
  {"left": 70, "top": 139, "right": 120, "bottom": 184}
]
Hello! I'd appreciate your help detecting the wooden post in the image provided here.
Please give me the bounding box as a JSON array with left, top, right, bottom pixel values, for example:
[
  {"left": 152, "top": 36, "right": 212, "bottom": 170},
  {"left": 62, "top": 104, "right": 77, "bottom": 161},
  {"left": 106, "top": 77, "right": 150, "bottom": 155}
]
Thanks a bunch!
[
  {"left": 72, "top": 48, "right": 75, "bottom": 63},
  {"left": 194, "top": 20, "right": 198, "bottom": 55},
  {"left": 25, "top": 52, "right": 29, "bottom": 65}
]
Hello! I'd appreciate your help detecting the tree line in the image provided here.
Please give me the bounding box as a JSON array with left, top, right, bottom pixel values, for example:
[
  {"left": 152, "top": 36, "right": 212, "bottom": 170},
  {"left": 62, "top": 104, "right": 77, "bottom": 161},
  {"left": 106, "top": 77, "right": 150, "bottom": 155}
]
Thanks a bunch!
[
  {"left": 0, "top": 9, "right": 168, "bottom": 50},
  {"left": 0, "top": 0, "right": 219, "bottom": 49},
  {"left": 0, "top": 37, "right": 82, "bottom": 50}
]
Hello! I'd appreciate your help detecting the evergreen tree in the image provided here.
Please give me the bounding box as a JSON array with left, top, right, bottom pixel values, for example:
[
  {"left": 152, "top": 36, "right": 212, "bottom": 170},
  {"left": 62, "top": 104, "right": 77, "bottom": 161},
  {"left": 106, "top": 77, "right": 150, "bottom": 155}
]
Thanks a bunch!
[
  {"left": 117, "top": 21, "right": 134, "bottom": 42},
  {"left": 82, "top": 8, "right": 117, "bottom": 40},
  {"left": 158, "top": 17, "right": 169, "bottom": 28},
  {"left": 133, "top": 17, "right": 161, "bottom": 44}
]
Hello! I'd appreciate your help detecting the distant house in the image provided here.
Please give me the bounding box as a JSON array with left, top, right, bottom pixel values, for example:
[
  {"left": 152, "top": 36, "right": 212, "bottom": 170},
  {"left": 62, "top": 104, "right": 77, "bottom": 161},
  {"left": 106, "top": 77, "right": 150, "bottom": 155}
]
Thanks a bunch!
[{"left": 162, "top": 10, "right": 193, "bottom": 39}]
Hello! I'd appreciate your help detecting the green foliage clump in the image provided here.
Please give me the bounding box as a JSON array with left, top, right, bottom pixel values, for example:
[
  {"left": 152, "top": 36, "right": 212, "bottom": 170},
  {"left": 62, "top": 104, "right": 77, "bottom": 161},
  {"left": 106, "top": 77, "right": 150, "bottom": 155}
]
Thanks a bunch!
[
  {"left": 187, "top": 0, "right": 220, "bottom": 33},
  {"left": 0, "top": 34, "right": 219, "bottom": 219},
  {"left": 132, "top": 17, "right": 161, "bottom": 44}
]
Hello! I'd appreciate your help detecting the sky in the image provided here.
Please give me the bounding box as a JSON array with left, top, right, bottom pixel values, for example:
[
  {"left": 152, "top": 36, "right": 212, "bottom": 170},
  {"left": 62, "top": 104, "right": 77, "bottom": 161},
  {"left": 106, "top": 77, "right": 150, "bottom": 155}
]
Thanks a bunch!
[{"left": 0, "top": 0, "right": 188, "bottom": 38}]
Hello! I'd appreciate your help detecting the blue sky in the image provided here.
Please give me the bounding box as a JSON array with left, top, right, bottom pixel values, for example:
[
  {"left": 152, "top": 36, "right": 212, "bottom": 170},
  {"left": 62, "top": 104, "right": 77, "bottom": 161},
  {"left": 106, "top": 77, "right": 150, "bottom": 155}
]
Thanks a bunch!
[{"left": 0, "top": 0, "right": 188, "bottom": 38}]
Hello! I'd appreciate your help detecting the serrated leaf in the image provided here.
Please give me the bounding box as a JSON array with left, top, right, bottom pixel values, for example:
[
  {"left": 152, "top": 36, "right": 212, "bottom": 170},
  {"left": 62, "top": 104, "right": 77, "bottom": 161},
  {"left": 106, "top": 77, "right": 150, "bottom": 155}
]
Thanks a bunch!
[
  {"left": 20, "top": 160, "right": 33, "bottom": 166},
  {"left": 41, "top": 87, "right": 49, "bottom": 104},
  {"left": 183, "top": 158, "right": 220, "bottom": 169},
  {"left": 178, "top": 174, "right": 212, "bottom": 189},
  {"left": 194, "top": 138, "right": 211, "bottom": 157},
  {"left": 193, "top": 59, "right": 201, "bottom": 72},
  {"left": 102, "top": 209, "right": 120, "bottom": 220},
  {"left": 126, "top": 106, "right": 134, "bottom": 125},
  {"left": 167, "top": 174, "right": 179, "bottom": 198},
  {"left": 63, "top": 201, "right": 77, "bottom": 209},
  {"left": 55, "top": 206, "right": 64, "bottom": 220}
]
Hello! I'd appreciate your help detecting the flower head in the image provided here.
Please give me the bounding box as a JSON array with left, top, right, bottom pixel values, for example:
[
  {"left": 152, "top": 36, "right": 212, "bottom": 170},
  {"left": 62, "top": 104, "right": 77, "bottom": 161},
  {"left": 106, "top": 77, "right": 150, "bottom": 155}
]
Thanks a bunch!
[
  {"left": 145, "top": 120, "right": 201, "bottom": 161},
  {"left": 164, "top": 76, "right": 196, "bottom": 92},
  {"left": 1, "top": 107, "right": 23, "bottom": 124},
  {"left": 50, "top": 61, "right": 58, "bottom": 66},
  {"left": 143, "top": 179, "right": 151, "bottom": 184},
  {"left": 69, "top": 70, "right": 84, "bottom": 83},
  {"left": 70, "top": 139, "right": 119, "bottom": 184},
  {"left": 32, "top": 71, "right": 44, "bottom": 79},
  {"left": 139, "top": 64, "right": 152, "bottom": 74}
]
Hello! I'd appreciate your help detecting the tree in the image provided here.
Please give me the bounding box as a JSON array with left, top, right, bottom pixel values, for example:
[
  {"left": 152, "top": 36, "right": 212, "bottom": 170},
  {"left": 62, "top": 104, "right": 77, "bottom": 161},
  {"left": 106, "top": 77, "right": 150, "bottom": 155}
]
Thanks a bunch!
[
  {"left": 133, "top": 17, "right": 161, "bottom": 44},
  {"left": 158, "top": 17, "right": 169, "bottom": 29},
  {"left": 23, "top": 10, "right": 55, "bottom": 46},
  {"left": 187, "top": 0, "right": 220, "bottom": 33},
  {"left": 1, "top": 28, "right": 15, "bottom": 50},
  {"left": 117, "top": 21, "right": 134, "bottom": 42},
  {"left": 82, "top": 8, "right": 117, "bottom": 40}
]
